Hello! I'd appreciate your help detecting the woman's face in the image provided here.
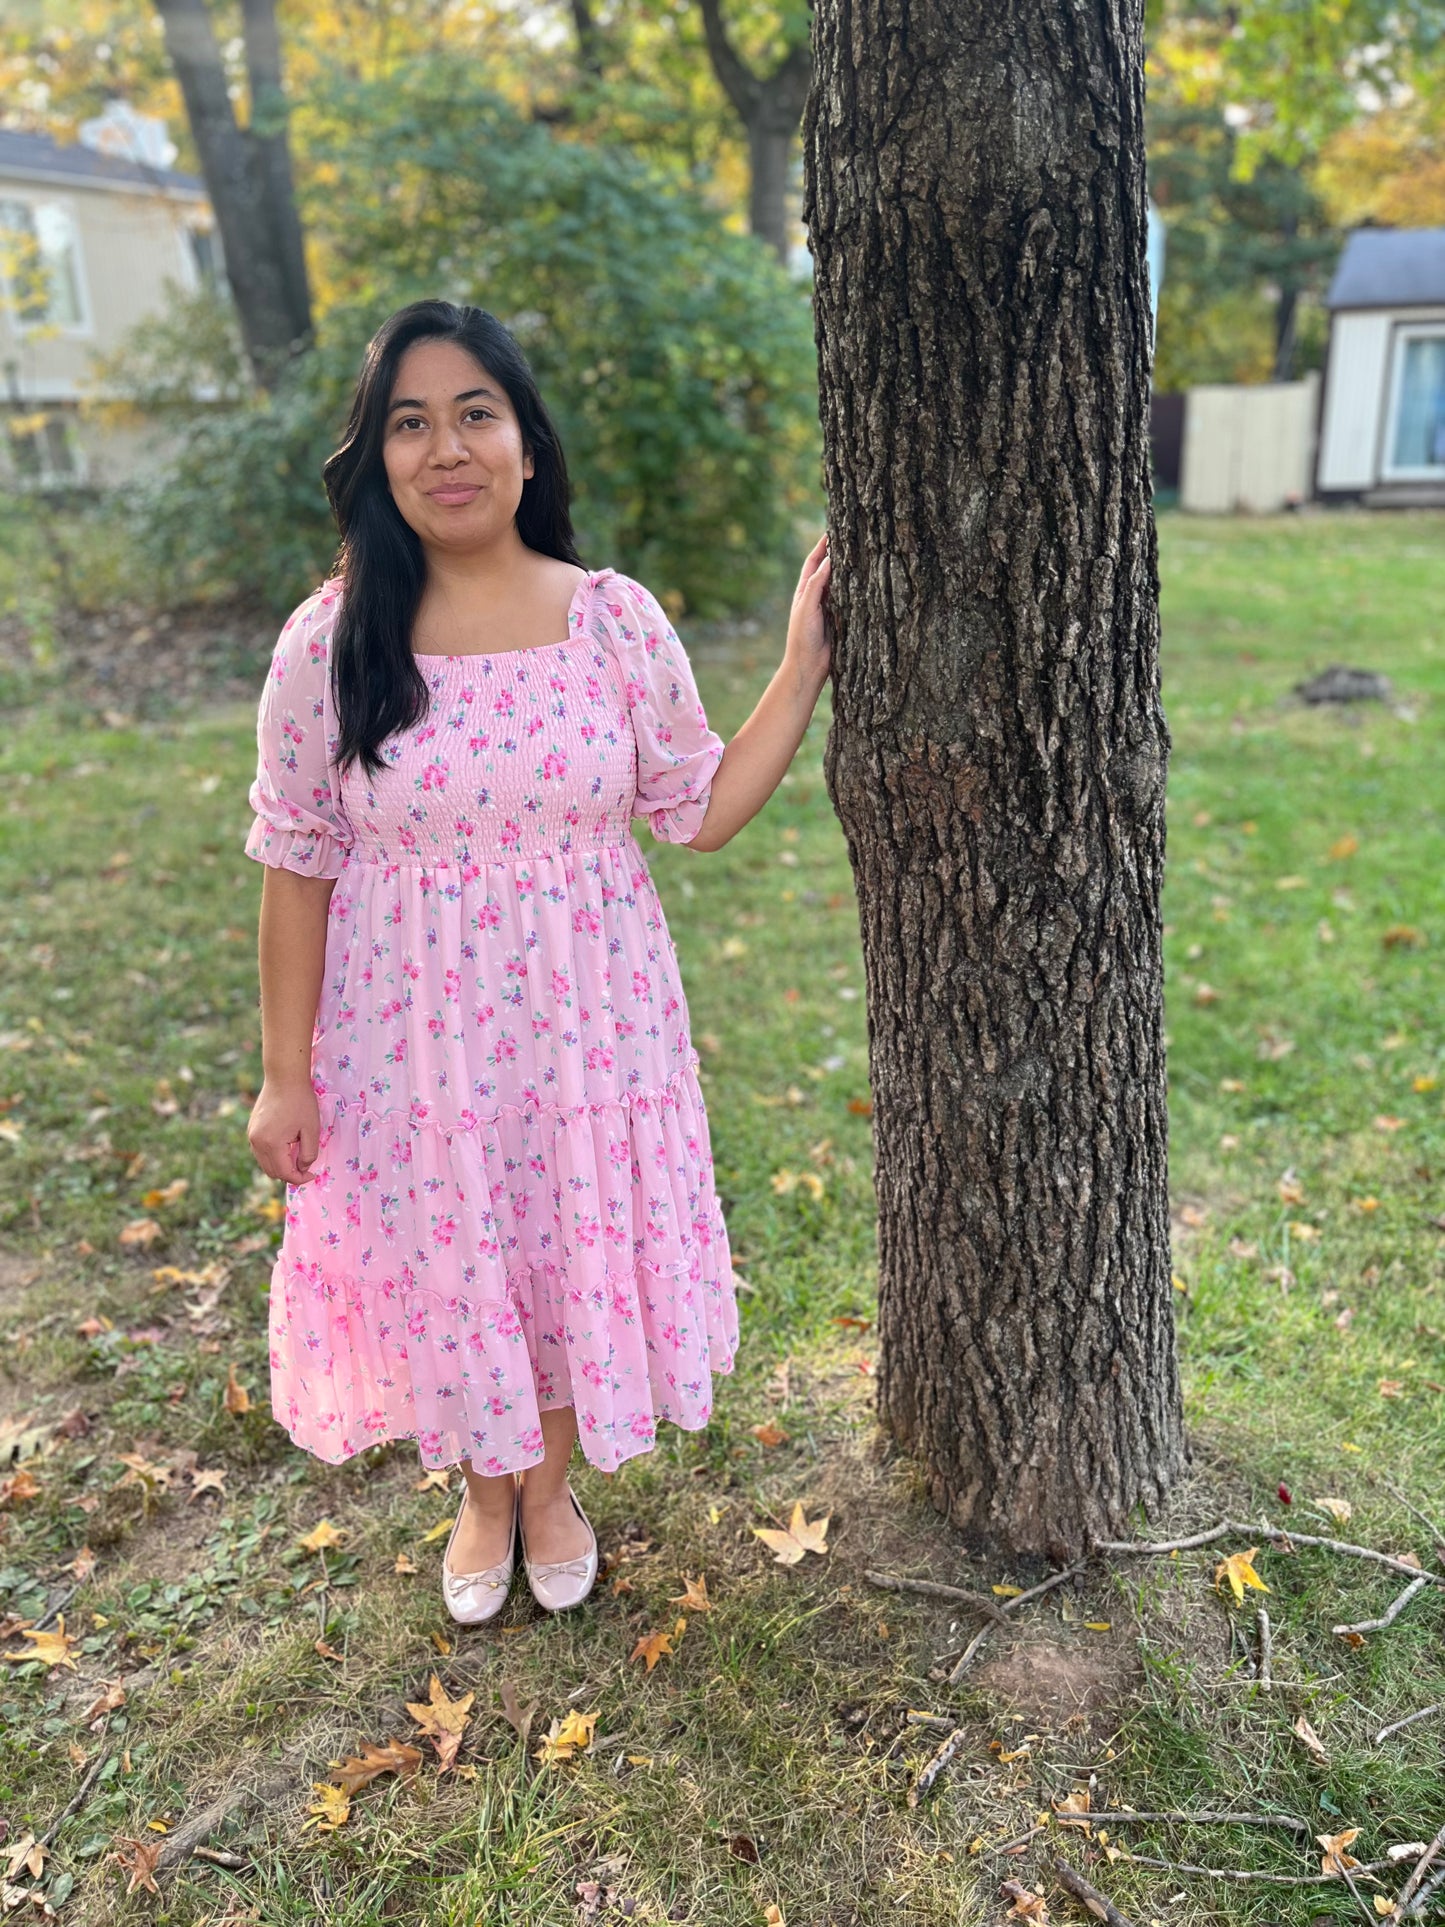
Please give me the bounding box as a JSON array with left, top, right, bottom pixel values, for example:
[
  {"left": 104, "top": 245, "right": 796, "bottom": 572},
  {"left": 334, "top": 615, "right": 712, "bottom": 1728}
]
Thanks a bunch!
[{"left": 381, "top": 336, "right": 532, "bottom": 553}]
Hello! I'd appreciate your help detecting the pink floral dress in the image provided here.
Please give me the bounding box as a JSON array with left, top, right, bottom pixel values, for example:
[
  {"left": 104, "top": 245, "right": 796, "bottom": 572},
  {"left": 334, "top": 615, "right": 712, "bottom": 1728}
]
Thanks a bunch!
[{"left": 244, "top": 566, "right": 739, "bottom": 1477}]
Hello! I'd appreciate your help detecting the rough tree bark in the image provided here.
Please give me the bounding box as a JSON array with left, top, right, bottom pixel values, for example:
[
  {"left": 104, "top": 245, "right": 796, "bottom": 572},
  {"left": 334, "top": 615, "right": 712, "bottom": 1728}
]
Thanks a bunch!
[
  {"left": 802, "top": 0, "right": 1186, "bottom": 1560},
  {"left": 153, "top": 0, "right": 312, "bottom": 388}
]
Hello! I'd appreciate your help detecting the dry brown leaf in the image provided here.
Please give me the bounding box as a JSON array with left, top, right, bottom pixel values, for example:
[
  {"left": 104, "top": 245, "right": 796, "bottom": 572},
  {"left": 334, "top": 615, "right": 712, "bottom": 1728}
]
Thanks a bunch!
[
  {"left": 668, "top": 1573, "right": 713, "bottom": 1612},
  {"left": 750, "top": 1420, "right": 789, "bottom": 1448},
  {"left": 314, "top": 1640, "right": 345, "bottom": 1664},
  {"left": 393, "top": 1552, "right": 418, "bottom": 1575},
  {"left": 4, "top": 1833, "right": 46, "bottom": 1883},
  {"left": 533, "top": 1707, "right": 598, "bottom": 1765},
  {"left": 631, "top": 1617, "right": 687, "bottom": 1671},
  {"left": 1294, "top": 1714, "right": 1329, "bottom": 1764},
  {"left": 405, "top": 1672, "right": 474, "bottom": 1773},
  {"left": 223, "top": 1362, "right": 251, "bottom": 1415},
  {"left": 326, "top": 1738, "right": 423, "bottom": 1796},
  {"left": 110, "top": 1836, "right": 162, "bottom": 1896},
  {"left": 0, "top": 1468, "right": 42, "bottom": 1508},
  {"left": 1317, "top": 1827, "right": 1362, "bottom": 1877},
  {"left": 140, "top": 1179, "right": 189, "bottom": 1209},
  {"left": 118, "top": 1217, "right": 164, "bottom": 1249},
  {"left": 82, "top": 1680, "right": 126, "bottom": 1722},
  {"left": 1002, "top": 1880, "right": 1050, "bottom": 1922},
  {"left": 751, "top": 1500, "right": 831, "bottom": 1565}
]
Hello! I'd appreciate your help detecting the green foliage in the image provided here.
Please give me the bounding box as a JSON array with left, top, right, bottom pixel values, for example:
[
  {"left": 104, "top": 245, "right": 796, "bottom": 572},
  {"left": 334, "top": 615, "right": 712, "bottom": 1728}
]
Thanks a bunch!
[{"left": 107, "top": 59, "right": 820, "bottom": 620}]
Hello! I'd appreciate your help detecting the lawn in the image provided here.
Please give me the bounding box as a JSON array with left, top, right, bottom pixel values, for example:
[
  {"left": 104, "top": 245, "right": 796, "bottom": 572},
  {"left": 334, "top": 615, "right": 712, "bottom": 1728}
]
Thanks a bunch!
[{"left": 0, "top": 508, "right": 1443, "bottom": 1925}]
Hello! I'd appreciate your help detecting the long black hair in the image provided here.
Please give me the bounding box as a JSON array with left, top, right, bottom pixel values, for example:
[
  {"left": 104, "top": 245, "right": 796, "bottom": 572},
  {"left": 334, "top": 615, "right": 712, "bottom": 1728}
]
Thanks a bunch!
[{"left": 321, "top": 299, "right": 586, "bottom": 777}]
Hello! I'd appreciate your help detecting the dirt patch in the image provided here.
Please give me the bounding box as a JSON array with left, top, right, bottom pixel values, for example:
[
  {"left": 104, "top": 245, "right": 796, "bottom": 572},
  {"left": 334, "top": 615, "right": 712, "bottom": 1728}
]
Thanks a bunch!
[
  {"left": 0, "top": 597, "right": 276, "bottom": 720},
  {"left": 971, "top": 1634, "right": 1136, "bottom": 1731}
]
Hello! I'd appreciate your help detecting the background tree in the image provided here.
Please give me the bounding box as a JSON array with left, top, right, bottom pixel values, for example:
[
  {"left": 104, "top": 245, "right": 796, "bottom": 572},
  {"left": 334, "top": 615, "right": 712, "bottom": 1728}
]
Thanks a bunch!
[
  {"left": 804, "top": 0, "right": 1186, "bottom": 1558},
  {"left": 151, "top": 0, "right": 312, "bottom": 386}
]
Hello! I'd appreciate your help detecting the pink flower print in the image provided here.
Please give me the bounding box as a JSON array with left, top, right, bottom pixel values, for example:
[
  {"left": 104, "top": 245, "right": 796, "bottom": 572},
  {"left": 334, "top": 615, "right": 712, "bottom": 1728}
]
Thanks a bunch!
[
  {"left": 402, "top": 959, "right": 421, "bottom": 981},
  {"left": 407, "top": 1307, "right": 428, "bottom": 1338},
  {"left": 432, "top": 1213, "right": 458, "bottom": 1248},
  {"left": 427, "top": 1016, "right": 446, "bottom": 1040},
  {"left": 540, "top": 748, "right": 568, "bottom": 781},
  {"left": 487, "top": 1394, "right": 508, "bottom": 1417},
  {"left": 420, "top": 761, "right": 447, "bottom": 792},
  {"left": 443, "top": 969, "right": 461, "bottom": 1001},
  {"left": 580, "top": 1358, "right": 606, "bottom": 1389},
  {"left": 572, "top": 906, "right": 601, "bottom": 940},
  {"left": 363, "top": 1407, "right": 388, "bottom": 1433},
  {"left": 457, "top": 1108, "right": 479, "bottom": 1131},
  {"left": 472, "top": 901, "right": 502, "bottom": 935},
  {"left": 632, "top": 969, "right": 651, "bottom": 999},
  {"left": 492, "top": 1033, "right": 519, "bottom": 1065},
  {"left": 629, "top": 1411, "right": 655, "bottom": 1440},
  {"left": 500, "top": 820, "right": 523, "bottom": 855},
  {"left": 418, "top": 1428, "right": 443, "bottom": 1455},
  {"left": 387, "top": 1037, "right": 408, "bottom": 1067},
  {"left": 398, "top": 825, "right": 418, "bottom": 852},
  {"left": 387, "top": 900, "right": 404, "bottom": 926},
  {"left": 583, "top": 1043, "right": 616, "bottom": 1076},
  {"left": 407, "top": 1096, "right": 431, "bottom": 1126},
  {"left": 378, "top": 998, "right": 403, "bottom": 1021},
  {"left": 471, "top": 1002, "right": 496, "bottom": 1028},
  {"left": 416, "top": 721, "right": 438, "bottom": 745}
]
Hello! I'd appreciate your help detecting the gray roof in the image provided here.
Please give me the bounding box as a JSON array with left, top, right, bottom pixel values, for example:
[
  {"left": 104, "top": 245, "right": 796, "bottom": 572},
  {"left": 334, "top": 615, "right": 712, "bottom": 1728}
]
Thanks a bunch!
[
  {"left": 0, "top": 126, "right": 207, "bottom": 199},
  {"left": 1326, "top": 226, "right": 1445, "bottom": 310}
]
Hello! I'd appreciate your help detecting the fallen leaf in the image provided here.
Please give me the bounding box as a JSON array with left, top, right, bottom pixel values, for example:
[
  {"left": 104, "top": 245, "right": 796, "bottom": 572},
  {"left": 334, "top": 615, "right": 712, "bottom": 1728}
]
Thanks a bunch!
[
  {"left": 1381, "top": 926, "right": 1425, "bottom": 950},
  {"left": 326, "top": 1739, "right": 423, "bottom": 1796},
  {"left": 1052, "top": 1789, "right": 1092, "bottom": 1830},
  {"left": 421, "top": 1515, "right": 455, "bottom": 1543},
  {"left": 4, "top": 1615, "right": 79, "bottom": 1671},
  {"left": 1379, "top": 1379, "right": 1407, "bottom": 1399},
  {"left": 533, "top": 1707, "right": 599, "bottom": 1765},
  {"left": 1317, "top": 1827, "right": 1362, "bottom": 1877},
  {"left": 631, "top": 1617, "right": 687, "bottom": 1671},
  {"left": 751, "top": 1500, "right": 831, "bottom": 1565},
  {"left": 118, "top": 1217, "right": 164, "bottom": 1249},
  {"left": 302, "top": 1782, "right": 351, "bottom": 1832},
  {"left": 0, "top": 1469, "right": 42, "bottom": 1508},
  {"left": 1294, "top": 1714, "right": 1329, "bottom": 1764},
  {"left": 750, "top": 1420, "right": 790, "bottom": 1448},
  {"left": 414, "top": 1468, "right": 452, "bottom": 1492},
  {"left": 668, "top": 1573, "right": 713, "bottom": 1612},
  {"left": 223, "top": 1363, "right": 251, "bottom": 1415},
  {"left": 1374, "top": 1115, "right": 1407, "bottom": 1133},
  {"left": 1278, "top": 1170, "right": 1306, "bottom": 1205},
  {"left": 393, "top": 1553, "right": 418, "bottom": 1575},
  {"left": 1214, "top": 1548, "right": 1270, "bottom": 1606},
  {"left": 82, "top": 1680, "right": 126, "bottom": 1722},
  {"left": 1001, "top": 1880, "right": 1050, "bottom": 1922},
  {"left": 110, "top": 1836, "right": 162, "bottom": 1896},
  {"left": 1329, "top": 835, "right": 1359, "bottom": 860},
  {"left": 1315, "top": 1497, "right": 1353, "bottom": 1525},
  {"left": 405, "top": 1672, "right": 474, "bottom": 1773},
  {"left": 314, "top": 1640, "right": 345, "bottom": 1663},
  {"left": 298, "top": 1519, "right": 346, "bottom": 1553},
  {"left": 4, "top": 1834, "right": 46, "bottom": 1883},
  {"left": 140, "top": 1179, "right": 189, "bottom": 1209},
  {"left": 189, "top": 1466, "right": 227, "bottom": 1497}
]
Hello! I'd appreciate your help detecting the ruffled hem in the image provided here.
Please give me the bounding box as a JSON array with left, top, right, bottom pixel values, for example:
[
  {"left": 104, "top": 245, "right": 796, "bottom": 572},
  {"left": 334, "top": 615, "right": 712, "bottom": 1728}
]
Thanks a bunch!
[
  {"left": 267, "top": 1247, "right": 740, "bottom": 1477},
  {"left": 244, "top": 811, "right": 349, "bottom": 880}
]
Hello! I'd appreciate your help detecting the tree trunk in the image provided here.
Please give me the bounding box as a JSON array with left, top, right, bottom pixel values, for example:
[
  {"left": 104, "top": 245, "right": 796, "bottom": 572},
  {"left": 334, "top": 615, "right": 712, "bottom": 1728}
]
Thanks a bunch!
[
  {"left": 802, "top": 0, "right": 1186, "bottom": 1561},
  {"left": 241, "top": 0, "right": 313, "bottom": 354},
  {"left": 697, "top": 0, "right": 810, "bottom": 263},
  {"left": 153, "top": 0, "right": 312, "bottom": 388}
]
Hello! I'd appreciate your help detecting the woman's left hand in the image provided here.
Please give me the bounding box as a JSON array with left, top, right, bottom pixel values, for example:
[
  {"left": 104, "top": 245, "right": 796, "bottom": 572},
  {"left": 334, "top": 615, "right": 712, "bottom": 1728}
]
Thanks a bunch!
[{"left": 786, "top": 530, "right": 833, "bottom": 683}]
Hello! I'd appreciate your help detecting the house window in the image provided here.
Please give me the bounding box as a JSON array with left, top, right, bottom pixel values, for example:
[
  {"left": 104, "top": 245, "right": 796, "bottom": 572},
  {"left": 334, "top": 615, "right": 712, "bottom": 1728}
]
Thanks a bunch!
[
  {"left": 1385, "top": 328, "right": 1445, "bottom": 477},
  {"left": 0, "top": 197, "right": 86, "bottom": 330}
]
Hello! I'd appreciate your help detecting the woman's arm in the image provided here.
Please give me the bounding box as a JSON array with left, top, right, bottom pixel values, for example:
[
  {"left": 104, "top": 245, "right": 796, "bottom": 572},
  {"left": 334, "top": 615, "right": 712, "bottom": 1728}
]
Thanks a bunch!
[
  {"left": 688, "top": 533, "right": 833, "bottom": 854},
  {"left": 687, "top": 648, "right": 830, "bottom": 853},
  {"left": 247, "top": 868, "right": 337, "bottom": 1186}
]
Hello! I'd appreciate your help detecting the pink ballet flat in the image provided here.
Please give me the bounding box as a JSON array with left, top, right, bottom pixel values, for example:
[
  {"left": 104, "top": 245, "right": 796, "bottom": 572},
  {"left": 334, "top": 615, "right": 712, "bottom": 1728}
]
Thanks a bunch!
[
  {"left": 440, "top": 1477, "right": 519, "bottom": 1626},
  {"left": 518, "top": 1481, "right": 598, "bottom": 1613}
]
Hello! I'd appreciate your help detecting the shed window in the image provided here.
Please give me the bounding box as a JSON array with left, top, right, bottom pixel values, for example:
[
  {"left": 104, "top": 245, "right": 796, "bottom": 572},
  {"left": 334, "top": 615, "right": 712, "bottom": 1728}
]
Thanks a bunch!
[{"left": 1388, "top": 331, "right": 1445, "bottom": 474}]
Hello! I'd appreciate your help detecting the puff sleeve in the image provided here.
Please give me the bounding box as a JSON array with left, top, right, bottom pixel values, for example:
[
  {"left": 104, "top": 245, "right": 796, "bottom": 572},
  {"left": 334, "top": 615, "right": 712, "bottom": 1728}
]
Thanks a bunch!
[
  {"left": 243, "top": 580, "right": 354, "bottom": 879},
  {"left": 613, "top": 573, "right": 726, "bottom": 846}
]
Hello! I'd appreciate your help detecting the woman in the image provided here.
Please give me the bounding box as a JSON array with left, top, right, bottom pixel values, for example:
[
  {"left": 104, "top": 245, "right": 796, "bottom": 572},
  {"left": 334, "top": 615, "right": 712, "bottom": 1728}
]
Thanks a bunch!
[{"left": 244, "top": 298, "right": 833, "bottom": 1624}]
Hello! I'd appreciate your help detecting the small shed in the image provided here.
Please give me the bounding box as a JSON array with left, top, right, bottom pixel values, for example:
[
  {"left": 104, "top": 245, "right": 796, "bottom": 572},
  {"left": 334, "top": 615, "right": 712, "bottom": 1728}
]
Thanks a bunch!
[{"left": 1316, "top": 226, "right": 1445, "bottom": 506}]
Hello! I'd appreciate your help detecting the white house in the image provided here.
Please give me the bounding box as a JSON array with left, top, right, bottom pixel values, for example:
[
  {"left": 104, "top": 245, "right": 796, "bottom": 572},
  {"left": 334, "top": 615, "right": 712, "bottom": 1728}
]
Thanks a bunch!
[
  {"left": 0, "top": 117, "right": 216, "bottom": 489},
  {"left": 1315, "top": 225, "right": 1445, "bottom": 507}
]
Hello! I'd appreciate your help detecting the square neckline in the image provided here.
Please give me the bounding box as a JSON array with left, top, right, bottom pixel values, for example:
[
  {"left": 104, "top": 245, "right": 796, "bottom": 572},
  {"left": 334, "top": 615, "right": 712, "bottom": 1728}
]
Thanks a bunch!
[{"left": 411, "top": 566, "right": 605, "bottom": 663}]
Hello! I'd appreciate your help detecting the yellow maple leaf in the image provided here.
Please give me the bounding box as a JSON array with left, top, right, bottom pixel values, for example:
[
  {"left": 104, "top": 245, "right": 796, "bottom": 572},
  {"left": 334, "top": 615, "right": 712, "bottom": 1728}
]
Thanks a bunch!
[
  {"left": 4, "top": 1614, "right": 79, "bottom": 1671},
  {"left": 298, "top": 1519, "right": 346, "bottom": 1553},
  {"left": 302, "top": 1782, "right": 351, "bottom": 1832},
  {"left": 631, "top": 1617, "right": 687, "bottom": 1670},
  {"left": 421, "top": 1515, "right": 456, "bottom": 1543},
  {"left": 1214, "top": 1547, "right": 1270, "bottom": 1605},
  {"left": 751, "top": 1500, "right": 831, "bottom": 1565},
  {"left": 533, "top": 1707, "right": 599, "bottom": 1764}
]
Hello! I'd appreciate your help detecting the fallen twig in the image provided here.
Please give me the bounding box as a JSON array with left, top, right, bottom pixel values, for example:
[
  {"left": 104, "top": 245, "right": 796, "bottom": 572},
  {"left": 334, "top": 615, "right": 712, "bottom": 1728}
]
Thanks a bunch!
[
  {"left": 1390, "top": 1821, "right": 1445, "bottom": 1921},
  {"left": 864, "top": 1569, "right": 1012, "bottom": 1625},
  {"left": 1102, "top": 1809, "right": 1309, "bottom": 1837},
  {"left": 1053, "top": 1853, "right": 1137, "bottom": 1927},
  {"left": 34, "top": 1584, "right": 80, "bottom": 1634},
  {"left": 1375, "top": 1705, "right": 1444, "bottom": 1746},
  {"left": 153, "top": 1766, "right": 292, "bottom": 1876},
  {"left": 1335, "top": 1575, "right": 1431, "bottom": 1636},
  {"left": 190, "top": 1845, "right": 248, "bottom": 1869},
  {"left": 1096, "top": 1518, "right": 1445, "bottom": 1590},
  {"left": 1112, "top": 1852, "right": 1399, "bottom": 1886},
  {"left": 907, "top": 1724, "right": 968, "bottom": 1807},
  {"left": 1403, "top": 1859, "right": 1445, "bottom": 1920},
  {"left": 942, "top": 1562, "right": 1088, "bottom": 1686},
  {"left": 1256, "top": 1606, "right": 1272, "bottom": 1690},
  {"left": 945, "top": 1622, "right": 993, "bottom": 1686}
]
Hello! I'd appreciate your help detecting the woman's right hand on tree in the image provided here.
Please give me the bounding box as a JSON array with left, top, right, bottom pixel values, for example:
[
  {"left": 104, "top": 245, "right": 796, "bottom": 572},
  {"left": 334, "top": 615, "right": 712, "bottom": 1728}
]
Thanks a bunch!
[{"left": 247, "top": 1077, "right": 321, "bottom": 1186}]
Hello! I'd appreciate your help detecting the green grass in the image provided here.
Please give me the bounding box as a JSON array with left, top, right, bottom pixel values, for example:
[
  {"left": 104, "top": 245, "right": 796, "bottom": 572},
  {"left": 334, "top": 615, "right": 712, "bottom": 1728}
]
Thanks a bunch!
[{"left": 1, "top": 508, "right": 1443, "bottom": 1925}]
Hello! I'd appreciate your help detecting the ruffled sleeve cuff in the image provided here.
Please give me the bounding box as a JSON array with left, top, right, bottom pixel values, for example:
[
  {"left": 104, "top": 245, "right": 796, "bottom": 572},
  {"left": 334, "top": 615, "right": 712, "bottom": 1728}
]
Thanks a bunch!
[
  {"left": 636, "top": 740, "right": 725, "bottom": 846},
  {"left": 244, "top": 793, "right": 350, "bottom": 879}
]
